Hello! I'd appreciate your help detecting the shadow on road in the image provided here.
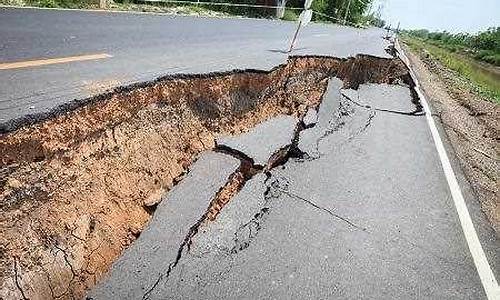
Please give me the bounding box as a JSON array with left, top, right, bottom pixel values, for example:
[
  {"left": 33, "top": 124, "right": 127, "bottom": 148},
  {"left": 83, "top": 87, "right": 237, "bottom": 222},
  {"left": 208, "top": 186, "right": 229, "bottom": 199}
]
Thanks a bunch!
[{"left": 267, "top": 47, "right": 308, "bottom": 54}]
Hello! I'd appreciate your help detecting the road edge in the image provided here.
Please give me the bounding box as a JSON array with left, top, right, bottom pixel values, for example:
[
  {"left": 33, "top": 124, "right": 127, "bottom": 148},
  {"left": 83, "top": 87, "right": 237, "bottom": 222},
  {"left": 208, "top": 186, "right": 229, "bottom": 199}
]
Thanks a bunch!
[{"left": 395, "top": 38, "right": 500, "bottom": 300}]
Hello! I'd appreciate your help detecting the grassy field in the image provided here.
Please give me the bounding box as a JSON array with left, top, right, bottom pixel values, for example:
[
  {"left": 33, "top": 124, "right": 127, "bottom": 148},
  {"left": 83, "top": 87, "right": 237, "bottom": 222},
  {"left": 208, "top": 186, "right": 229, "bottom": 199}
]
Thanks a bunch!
[{"left": 403, "top": 36, "right": 500, "bottom": 103}]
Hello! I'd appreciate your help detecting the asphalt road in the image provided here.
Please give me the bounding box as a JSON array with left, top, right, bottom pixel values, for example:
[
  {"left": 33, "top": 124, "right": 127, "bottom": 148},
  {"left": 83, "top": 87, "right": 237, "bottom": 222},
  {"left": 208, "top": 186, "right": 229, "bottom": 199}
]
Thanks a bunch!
[{"left": 0, "top": 7, "right": 390, "bottom": 124}]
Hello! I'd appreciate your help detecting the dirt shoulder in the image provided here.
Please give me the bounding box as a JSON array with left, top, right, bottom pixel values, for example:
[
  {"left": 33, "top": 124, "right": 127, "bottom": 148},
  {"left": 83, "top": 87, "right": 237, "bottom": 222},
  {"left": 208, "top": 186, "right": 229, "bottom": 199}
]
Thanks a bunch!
[{"left": 402, "top": 42, "right": 499, "bottom": 236}]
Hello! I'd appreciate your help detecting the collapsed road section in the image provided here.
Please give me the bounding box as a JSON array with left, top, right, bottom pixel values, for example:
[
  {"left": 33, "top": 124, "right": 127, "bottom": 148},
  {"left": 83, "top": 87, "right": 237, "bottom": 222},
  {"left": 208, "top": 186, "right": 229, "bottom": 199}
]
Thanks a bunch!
[
  {"left": 88, "top": 67, "right": 495, "bottom": 299},
  {"left": 89, "top": 72, "right": 497, "bottom": 299},
  {"left": 1, "top": 54, "right": 417, "bottom": 299}
]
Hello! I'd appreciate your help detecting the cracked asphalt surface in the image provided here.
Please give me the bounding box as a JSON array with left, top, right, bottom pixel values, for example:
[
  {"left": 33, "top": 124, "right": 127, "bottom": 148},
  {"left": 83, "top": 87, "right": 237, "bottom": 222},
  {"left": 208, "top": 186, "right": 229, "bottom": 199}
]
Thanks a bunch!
[{"left": 89, "top": 80, "right": 500, "bottom": 299}]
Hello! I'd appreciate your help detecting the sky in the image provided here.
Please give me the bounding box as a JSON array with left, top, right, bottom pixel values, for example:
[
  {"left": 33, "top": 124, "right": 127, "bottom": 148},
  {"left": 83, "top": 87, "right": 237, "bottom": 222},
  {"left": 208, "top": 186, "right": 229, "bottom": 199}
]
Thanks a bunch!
[{"left": 371, "top": 0, "right": 500, "bottom": 33}]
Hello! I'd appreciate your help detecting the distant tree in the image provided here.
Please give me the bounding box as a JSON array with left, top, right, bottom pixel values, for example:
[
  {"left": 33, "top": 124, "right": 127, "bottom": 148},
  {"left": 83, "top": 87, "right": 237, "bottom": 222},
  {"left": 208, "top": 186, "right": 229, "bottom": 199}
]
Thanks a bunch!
[
  {"left": 309, "top": 0, "right": 374, "bottom": 24},
  {"left": 470, "top": 27, "right": 500, "bottom": 51}
]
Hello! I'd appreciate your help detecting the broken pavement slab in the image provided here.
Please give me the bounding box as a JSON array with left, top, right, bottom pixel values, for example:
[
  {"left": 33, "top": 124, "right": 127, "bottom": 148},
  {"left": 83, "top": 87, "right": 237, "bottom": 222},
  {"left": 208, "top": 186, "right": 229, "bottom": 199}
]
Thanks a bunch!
[
  {"left": 142, "top": 173, "right": 271, "bottom": 298},
  {"left": 315, "top": 77, "right": 343, "bottom": 129},
  {"left": 298, "top": 77, "right": 343, "bottom": 156},
  {"left": 192, "top": 173, "right": 268, "bottom": 255},
  {"left": 216, "top": 115, "right": 298, "bottom": 167},
  {"left": 83, "top": 82, "right": 498, "bottom": 300},
  {"left": 340, "top": 83, "right": 422, "bottom": 116},
  {"left": 87, "top": 151, "right": 240, "bottom": 300}
]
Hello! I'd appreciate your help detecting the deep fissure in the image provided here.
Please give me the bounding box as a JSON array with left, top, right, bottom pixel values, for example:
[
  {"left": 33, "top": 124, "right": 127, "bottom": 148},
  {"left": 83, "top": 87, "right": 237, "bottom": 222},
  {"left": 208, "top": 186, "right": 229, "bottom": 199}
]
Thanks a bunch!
[
  {"left": 340, "top": 90, "right": 425, "bottom": 116},
  {"left": 0, "top": 54, "right": 422, "bottom": 300}
]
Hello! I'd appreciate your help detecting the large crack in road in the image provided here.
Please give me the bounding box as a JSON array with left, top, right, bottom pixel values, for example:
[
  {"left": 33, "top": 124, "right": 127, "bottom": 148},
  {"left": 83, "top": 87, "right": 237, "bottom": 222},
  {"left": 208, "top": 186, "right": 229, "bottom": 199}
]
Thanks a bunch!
[
  {"left": 0, "top": 54, "right": 423, "bottom": 299},
  {"left": 90, "top": 67, "right": 426, "bottom": 299},
  {"left": 89, "top": 68, "right": 426, "bottom": 299}
]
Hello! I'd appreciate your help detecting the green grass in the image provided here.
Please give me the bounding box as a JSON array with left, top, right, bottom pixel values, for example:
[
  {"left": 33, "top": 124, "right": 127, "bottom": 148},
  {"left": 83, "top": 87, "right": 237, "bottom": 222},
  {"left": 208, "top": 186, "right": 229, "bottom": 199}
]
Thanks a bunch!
[{"left": 404, "top": 36, "right": 500, "bottom": 103}]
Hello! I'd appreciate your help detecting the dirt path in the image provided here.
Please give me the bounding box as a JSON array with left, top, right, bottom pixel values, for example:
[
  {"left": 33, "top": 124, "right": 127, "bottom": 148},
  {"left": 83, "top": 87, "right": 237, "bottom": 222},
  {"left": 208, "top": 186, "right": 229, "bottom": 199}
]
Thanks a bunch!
[{"left": 402, "top": 43, "right": 499, "bottom": 236}]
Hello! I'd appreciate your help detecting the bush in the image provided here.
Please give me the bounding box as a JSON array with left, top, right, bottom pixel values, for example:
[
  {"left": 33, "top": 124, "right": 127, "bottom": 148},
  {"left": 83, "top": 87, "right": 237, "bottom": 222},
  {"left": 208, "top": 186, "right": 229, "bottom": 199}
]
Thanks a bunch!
[
  {"left": 483, "top": 54, "right": 500, "bottom": 66},
  {"left": 38, "top": 0, "right": 57, "bottom": 7},
  {"left": 472, "top": 50, "right": 500, "bottom": 66},
  {"left": 280, "top": 8, "right": 298, "bottom": 21},
  {"left": 474, "top": 49, "right": 491, "bottom": 60},
  {"left": 471, "top": 27, "right": 500, "bottom": 51}
]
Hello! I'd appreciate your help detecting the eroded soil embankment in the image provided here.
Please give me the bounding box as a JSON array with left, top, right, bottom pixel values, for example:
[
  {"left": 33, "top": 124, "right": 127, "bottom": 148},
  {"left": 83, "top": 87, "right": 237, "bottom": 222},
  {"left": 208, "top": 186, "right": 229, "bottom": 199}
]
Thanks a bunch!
[{"left": 0, "top": 55, "right": 409, "bottom": 300}]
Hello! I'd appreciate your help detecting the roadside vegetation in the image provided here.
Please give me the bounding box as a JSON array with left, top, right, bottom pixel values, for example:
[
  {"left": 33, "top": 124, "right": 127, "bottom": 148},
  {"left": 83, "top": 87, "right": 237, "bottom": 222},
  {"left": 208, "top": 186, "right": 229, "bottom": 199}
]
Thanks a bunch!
[
  {"left": 0, "top": 0, "right": 93, "bottom": 8},
  {"left": 403, "top": 30, "right": 500, "bottom": 103},
  {"left": 109, "top": 1, "right": 230, "bottom": 16},
  {"left": 0, "top": 0, "right": 382, "bottom": 26},
  {"left": 0, "top": 0, "right": 229, "bottom": 14},
  {"left": 116, "top": 0, "right": 378, "bottom": 24},
  {"left": 404, "top": 27, "right": 500, "bottom": 66}
]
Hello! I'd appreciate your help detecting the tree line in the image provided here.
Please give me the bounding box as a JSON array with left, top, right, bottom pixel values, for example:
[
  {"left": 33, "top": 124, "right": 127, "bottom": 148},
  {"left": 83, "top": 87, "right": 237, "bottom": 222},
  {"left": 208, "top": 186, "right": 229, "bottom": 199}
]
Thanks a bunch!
[
  {"left": 151, "top": 0, "right": 376, "bottom": 24},
  {"left": 16, "top": 0, "right": 378, "bottom": 26},
  {"left": 404, "top": 27, "right": 500, "bottom": 66}
]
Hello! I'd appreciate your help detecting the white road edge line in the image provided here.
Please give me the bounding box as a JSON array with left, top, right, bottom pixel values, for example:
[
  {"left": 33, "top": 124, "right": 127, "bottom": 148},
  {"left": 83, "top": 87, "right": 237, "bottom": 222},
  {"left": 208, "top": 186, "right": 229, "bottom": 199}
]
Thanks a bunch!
[{"left": 395, "top": 39, "right": 500, "bottom": 300}]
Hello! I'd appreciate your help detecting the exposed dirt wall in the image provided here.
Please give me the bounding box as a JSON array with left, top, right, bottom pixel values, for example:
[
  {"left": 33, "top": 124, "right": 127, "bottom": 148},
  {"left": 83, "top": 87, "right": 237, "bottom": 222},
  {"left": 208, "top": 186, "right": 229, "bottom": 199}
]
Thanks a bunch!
[{"left": 0, "top": 55, "right": 409, "bottom": 299}]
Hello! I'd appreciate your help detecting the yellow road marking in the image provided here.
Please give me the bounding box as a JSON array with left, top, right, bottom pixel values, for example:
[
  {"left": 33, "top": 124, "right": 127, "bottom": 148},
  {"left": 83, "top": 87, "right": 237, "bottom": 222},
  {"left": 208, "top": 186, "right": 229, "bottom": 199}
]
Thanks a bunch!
[{"left": 0, "top": 53, "right": 112, "bottom": 70}]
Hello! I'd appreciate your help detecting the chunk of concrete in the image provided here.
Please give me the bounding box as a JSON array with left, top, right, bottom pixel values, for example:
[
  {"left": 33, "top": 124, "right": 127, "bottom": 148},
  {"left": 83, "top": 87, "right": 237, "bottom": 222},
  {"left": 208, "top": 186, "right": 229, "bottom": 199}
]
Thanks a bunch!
[
  {"left": 298, "top": 77, "right": 343, "bottom": 154},
  {"left": 302, "top": 107, "right": 318, "bottom": 127},
  {"left": 216, "top": 115, "right": 298, "bottom": 166},
  {"left": 316, "top": 77, "right": 343, "bottom": 128},
  {"left": 191, "top": 173, "right": 268, "bottom": 254},
  {"left": 88, "top": 151, "right": 240, "bottom": 300}
]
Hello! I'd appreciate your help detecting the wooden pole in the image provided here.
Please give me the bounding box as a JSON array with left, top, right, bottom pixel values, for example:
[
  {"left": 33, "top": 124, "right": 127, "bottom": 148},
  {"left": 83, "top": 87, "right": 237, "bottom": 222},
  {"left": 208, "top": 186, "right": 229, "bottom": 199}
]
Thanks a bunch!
[{"left": 288, "top": 20, "right": 302, "bottom": 52}]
